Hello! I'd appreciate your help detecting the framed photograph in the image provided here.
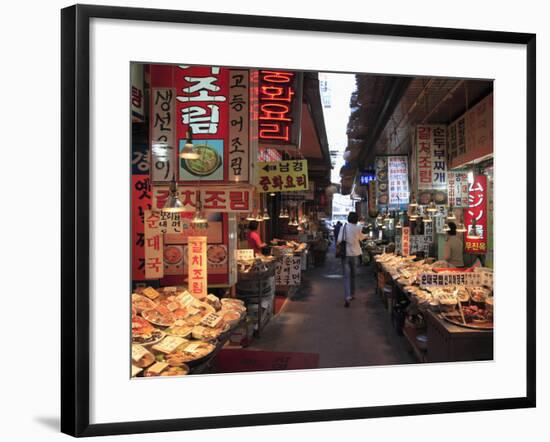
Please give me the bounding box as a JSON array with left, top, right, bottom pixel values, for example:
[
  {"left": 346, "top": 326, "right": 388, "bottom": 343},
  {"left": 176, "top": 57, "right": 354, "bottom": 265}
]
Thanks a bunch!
[{"left": 61, "top": 4, "right": 536, "bottom": 437}]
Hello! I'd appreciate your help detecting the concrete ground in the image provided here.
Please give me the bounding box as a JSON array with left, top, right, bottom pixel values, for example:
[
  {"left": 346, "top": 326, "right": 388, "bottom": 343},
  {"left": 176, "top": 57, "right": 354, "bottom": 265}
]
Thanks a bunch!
[{"left": 249, "top": 247, "right": 416, "bottom": 369}]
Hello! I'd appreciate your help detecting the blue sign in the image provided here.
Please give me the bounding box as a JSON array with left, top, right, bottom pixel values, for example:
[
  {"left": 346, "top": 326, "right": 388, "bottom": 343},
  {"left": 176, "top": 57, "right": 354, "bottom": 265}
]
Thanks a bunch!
[{"left": 359, "top": 171, "right": 376, "bottom": 185}]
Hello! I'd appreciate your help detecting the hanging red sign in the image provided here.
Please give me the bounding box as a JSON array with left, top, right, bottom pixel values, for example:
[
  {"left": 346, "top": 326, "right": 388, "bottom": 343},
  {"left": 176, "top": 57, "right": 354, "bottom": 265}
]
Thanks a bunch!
[
  {"left": 174, "top": 65, "right": 229, "bottom": 182},
  {"left": 464, "top": 174, "right": 488, "bottom": 254},
  {"left": 258, "top": 70, "right": 303, "bottom": 149}
]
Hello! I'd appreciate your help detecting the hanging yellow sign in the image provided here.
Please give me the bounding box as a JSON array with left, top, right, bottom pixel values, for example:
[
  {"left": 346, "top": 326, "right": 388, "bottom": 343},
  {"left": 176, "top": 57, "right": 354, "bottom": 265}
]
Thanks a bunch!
[{"left": 256, "top": 160, "right": 309, "bottom": 193}]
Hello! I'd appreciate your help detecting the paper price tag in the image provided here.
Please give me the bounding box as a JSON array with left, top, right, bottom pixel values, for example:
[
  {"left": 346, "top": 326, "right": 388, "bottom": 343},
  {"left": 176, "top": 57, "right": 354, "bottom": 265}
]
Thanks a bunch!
[
  {"left": 142, "top": 287, "right": 161, "bottom": 300},
  {"left": 131, "top": 345, "right": 149, "bottom": 362},
  {"left": 152, "top": 336, "right": 185, "bottom": 354},
  {"left": 201, "top": 313, "right": 223, "bottom": 328},
  {"left": 184, "top": 343, "right": 201, "bottom": 353}
]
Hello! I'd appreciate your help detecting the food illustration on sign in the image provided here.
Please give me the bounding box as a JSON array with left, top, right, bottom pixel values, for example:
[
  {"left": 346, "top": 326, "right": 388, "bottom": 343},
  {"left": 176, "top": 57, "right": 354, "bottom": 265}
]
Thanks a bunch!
[
  {"left": 182, "top": 144, "right": 222, "bottom": 176},
  {"left": 164, "top": 245, "right": 184, "bottom": 264},
  {"left": 207, "top": 244, "right": 228, "bottom": 265}
]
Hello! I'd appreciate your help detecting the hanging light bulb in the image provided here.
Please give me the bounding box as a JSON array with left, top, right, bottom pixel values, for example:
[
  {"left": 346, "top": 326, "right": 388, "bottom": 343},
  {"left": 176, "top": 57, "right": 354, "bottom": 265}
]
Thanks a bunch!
[
  {"left": 262, "top": 208, "right": 270, "bottom": 220},
  {"left": 456, "top": 222, "right": 467, "bottom": 233},
  {"left": 395, "top": 220, "right": 402, "bottom": 229},
  {"left": 409, "top": 193, "right": 418, "bottom": 208},
  {"left": 161, "top": 178, "right": 185, "bottom": 213},
  {"left": 443, "top": 223, "right": 450, "bottom": 232},
  {"left": 269, "top": 192, "right": 276, "bottom": 197},
  {"left": 191, "top": 197, "right": 208, "bottom": 228},
  {"left": 422, "top": 213, "right": 432, "bottom": 223},
  {"left": 179, "top": 130, "right": 200, "bottom": 160},
  {"left": 408, "top": 206, "right": 418, "bottom": 220},
  {"left": 426, "top": 199, "right": 438, "bottom": 213},
  {"left": 246, "top": 212, "right": 255, "bottom": 221},
  {"left": 255, "top": 212, "right": 264, "bottom": 222}
]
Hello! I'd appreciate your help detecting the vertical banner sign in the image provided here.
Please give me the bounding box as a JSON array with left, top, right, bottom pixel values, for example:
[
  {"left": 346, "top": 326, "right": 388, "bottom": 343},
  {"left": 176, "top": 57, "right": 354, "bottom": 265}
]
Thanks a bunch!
[
  {"left": 275, "top": 256, "right": 301, "bottom": 286},
  {"left": 367, "top": 180, "right": 377, "bottom": 217},
  {"left": 375, "top": 156, "right": 388, "bottom": 208},
  {"left": 258, "top": 70, "right": 303, "bottom": 149},
  {"left": 131, "top": 63, "right": 145, "bottom": 123},
  {"left": 144, "top": 210, "right": 164, "bottom": 279},
  {"left": 447, "top": 171, "right": 469, "bottom": 207},
  {"left": 402, "top": 227, "right": 410, "bottom": 256},
  {"left": 388, "top": 155, "right": 410, "bottom": 209},
  {"left": 175, "top": 65, "right": 229, "bottom": 182},
  {"left": 447, "top": 115, "right": 466, "bottom": 165},
  {"left": 464, "top": 175, "right": 488, "bottom": 254},
  {"left": 150, "top": 88, "right": 176, "bottom": 182},
  {"left": 395, "top": 229, "right": 402, "bottom": 256},
  {"left": 416, "top": 125, "right": 447, "bottom": 191},
  {"left": 188, "top": 236, "right": 208, "bottom": 299},
  {"left": 132, "top": 176, "right": 152, "bottom": 281},
  {"left": 228, "top": 70, "right": 250, "bottom": 182}
]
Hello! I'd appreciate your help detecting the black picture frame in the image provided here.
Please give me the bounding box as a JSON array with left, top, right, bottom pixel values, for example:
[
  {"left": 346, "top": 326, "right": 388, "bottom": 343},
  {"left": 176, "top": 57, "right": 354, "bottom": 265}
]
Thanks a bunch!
[{"left": 61, "top": 4, "right": 536, "bottom": 437}]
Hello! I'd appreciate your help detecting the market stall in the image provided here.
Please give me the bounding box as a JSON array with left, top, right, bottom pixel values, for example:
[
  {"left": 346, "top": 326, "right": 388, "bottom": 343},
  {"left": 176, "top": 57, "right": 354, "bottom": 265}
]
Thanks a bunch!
[
  {"left": 374, "top": 253, "right": 493, "bottom": 362},
  {"left": 131, "top": 286, "right": 247, "bottom": 377}
]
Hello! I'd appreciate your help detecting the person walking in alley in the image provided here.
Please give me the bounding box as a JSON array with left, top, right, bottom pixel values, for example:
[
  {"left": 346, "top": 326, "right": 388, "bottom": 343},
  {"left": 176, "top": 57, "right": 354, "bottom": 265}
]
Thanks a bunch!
[{"left": 336, "top": 212, "right": 367, "bottom": 307}]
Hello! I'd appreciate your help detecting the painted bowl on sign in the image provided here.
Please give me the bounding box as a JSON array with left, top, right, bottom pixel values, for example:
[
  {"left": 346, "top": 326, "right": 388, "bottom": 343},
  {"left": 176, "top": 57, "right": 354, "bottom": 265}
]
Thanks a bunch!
[{"left": 183, "top": 144, "right": 221, "bottom": 177}]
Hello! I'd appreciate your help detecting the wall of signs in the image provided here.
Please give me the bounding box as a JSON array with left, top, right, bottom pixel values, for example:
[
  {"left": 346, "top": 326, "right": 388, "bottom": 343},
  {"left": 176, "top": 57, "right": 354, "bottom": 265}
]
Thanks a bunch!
[
  {"left": 256, "top": 160, "right": 308, "bottom": 193},
  {"left": 448, "top": 93, "right": 493, "bottom": 169},
  {"left": 258, "top": 70, "right": 303, "bottom": 149},
  {"left": 415, "top": 125, "right": 447, "bottom": 204},
  {"left": 464, "top": 174, "right": 488, "bottom": 254},
  {"left": 388, "top": 155, "right": 410, "bottom": 209}
]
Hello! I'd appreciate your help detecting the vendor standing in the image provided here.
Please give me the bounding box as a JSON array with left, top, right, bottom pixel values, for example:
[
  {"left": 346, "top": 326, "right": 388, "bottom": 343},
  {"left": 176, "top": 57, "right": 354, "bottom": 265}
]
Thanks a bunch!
[
  {"left": 443, "top": 221, "right": 464, "bottom": 267},
  {"left": 247, "top": 220, "right": 266, "bottom": 256}
]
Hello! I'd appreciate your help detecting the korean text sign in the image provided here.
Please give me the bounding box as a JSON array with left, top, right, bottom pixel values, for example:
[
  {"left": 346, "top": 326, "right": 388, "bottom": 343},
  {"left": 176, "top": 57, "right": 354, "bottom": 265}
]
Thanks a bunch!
[
  {"left": 175, "top": 65, "right": 229, "bottom": 181},
  {"left": 144, "top": 210, "right": 164, "bottom": 279},
  {"left": 258, "top": 70, "right": 303, "bottom": 148},
  {"left": 257, "top": 160, "right": 308, "bottom": 193},
  {"left": 388, "top": 155, "right": 410, "bottom": 208},
  {"left": 420, "top": 272, "right": 484, "bottom": 287},
  {"left": 152, "top": 185, "right": 253, "bottom": 213},
  {"left": 402, "top": 227, "right": 410, "bottom": 256},
  {"left": 228, "top": 70, "right": 250, "bottom": 182},
  {"left": 464, "top": 174, "right": 488, "bottom": 254},
  {"left": 447, "top": 171, "right": 469, "bottom": 207},
  {"left": 188, "top": 236, "right": 208, "bottom": 299}
]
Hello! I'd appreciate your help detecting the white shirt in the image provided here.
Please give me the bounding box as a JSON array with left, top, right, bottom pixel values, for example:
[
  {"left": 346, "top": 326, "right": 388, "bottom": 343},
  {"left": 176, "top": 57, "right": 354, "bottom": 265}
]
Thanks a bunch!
[{"left": 337, "top": 223, "right": 367, "bottom": 257}]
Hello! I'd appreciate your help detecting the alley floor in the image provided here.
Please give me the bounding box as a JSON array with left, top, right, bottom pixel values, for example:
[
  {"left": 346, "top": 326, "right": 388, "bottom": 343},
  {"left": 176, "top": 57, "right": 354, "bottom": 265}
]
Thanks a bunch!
[{"left": 247, "top": 246, "right": 416, "bottom": 369}]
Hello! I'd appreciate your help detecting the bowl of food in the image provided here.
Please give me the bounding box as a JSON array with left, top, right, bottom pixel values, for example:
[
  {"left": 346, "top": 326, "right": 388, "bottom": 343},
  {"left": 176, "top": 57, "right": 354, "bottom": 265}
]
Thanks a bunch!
[{"left": 182, "top": 144, "right": 222, "bottom": 177}]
